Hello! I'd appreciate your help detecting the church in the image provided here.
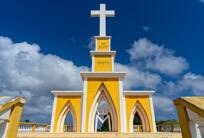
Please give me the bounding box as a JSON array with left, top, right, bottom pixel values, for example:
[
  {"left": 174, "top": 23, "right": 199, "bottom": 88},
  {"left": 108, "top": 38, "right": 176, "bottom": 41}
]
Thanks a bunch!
[{"left": 50, "top": 4, "right": 156, "bottom": 133}]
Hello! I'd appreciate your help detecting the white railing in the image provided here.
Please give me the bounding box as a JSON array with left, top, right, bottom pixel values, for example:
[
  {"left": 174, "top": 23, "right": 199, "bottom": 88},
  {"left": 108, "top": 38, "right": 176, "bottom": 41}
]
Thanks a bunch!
[{"left": 18, "top": 122, "right": 49, "bottom": 132}]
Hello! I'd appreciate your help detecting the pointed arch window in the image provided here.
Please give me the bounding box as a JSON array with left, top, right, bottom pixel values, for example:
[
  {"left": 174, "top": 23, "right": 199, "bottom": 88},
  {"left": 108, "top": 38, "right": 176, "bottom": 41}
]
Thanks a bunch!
[
  {"left": 57, "top": 101, "right": 77, "bottom": 132},
  {"left": 130, "top": 101, "right": 150, "bottom": 132},
  {"left": 95, "top": 96, "right": 112, "bottom": 132},
  {"left": 133, "top": 112, "right": 143, "bottom": 132},
  {"left": 64, "top": 111, "right": 74, "bottom": 132}
]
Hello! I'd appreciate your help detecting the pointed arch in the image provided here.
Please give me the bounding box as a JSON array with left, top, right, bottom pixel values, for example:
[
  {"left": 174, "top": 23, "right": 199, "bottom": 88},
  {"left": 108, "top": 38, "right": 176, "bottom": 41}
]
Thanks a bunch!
[
  {"left": 57, "top": 101, "right": 77, "bottom": 132},
  {"left": 88, "top": 83, "right": 118, "bottom": 132},
  {"left": 129, "top": 101, "right": 150, "bottom": 132}
]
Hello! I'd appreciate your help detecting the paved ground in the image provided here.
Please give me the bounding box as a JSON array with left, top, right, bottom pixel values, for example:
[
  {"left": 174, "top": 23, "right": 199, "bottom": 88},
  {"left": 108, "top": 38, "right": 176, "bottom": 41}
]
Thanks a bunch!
[{"left": 17, "top": 132, "right": 182, "bottom": 138}]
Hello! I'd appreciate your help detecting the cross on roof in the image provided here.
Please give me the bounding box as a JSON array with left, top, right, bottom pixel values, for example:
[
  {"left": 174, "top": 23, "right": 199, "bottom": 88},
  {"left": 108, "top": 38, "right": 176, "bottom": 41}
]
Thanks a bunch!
[{"left": 91, "top": 4, "right": 115, "bottom": 36}]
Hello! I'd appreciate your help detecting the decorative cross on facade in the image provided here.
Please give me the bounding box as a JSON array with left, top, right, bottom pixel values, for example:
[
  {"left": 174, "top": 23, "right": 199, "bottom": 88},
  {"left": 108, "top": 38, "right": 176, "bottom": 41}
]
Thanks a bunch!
[{"left": 91, "top": 4, "right": 115, "bottom": 36}]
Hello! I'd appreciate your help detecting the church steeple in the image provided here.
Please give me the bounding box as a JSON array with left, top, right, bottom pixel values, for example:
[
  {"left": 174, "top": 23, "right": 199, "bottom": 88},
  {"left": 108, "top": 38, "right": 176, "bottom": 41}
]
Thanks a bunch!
[{"left": 90, "top": 4, "right": 116, "bottom": 72}]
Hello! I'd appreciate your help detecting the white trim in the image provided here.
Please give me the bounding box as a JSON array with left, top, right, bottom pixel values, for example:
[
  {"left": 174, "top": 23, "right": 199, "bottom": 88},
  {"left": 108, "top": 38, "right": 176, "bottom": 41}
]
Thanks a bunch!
[
  {"left": 81, "top": 79, "right": 87, "bottom": 132},
  {"left": 50, "top": 96, "right": 57, "bottom": 132},
  {"left": 95, "top": 38, "right": 97, "bottom": 51},
  {"left": 123, "top": 91, "right": 155, "bottom": 96},
  {"left": 94, "top": 36, "right": 112, "bottom": 39},
  {"left": 112, "top": 56, "right": 114, "bottom": 72},
  {"left": 150, "top": 96, "right": 157, "bottom": 132},
  {"left": 80, "top": 72, "right": 126, "bottom": 80},
  {"left": 92, "top": 56, "right": 95, "bottom": 72},
  {"left": 90, "top": 51, "right": 116, "bottom": 57},
  {"left": 119, "top": 79, "right": 127, "bottom": 132},
  {"left": 51, "top": 91, "right": 82, "bottom": 96},
  {"left": 109, "top": 37, "right": 111, "bottom": 51}
]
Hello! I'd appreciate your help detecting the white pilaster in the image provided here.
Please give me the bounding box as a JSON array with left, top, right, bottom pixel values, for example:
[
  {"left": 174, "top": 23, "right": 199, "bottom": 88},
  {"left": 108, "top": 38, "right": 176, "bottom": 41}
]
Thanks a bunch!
[
  {"left": 150, "top": 96, "right": 157, "bottom": 132},
  {"left": 50, "top": 96, "right": 57, "bottom": 132},
  {"left": 112, "top": 56, "right": 114, "bottom": 72},
  {"left": 92, "top": 56, "right": 95, "bottom": 72},
  {"left": 81, "top": 78, "right": 87, "bottom": 132},
  {"left": 119, "top": 79, "right": 127, "bottom": 132}
]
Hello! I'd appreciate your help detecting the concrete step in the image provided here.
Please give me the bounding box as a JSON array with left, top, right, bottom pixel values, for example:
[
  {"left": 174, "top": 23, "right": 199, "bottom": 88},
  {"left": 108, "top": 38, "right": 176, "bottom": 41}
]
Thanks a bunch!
[{"left": 17, "top": 132, "right": 182, "bottom": 138}]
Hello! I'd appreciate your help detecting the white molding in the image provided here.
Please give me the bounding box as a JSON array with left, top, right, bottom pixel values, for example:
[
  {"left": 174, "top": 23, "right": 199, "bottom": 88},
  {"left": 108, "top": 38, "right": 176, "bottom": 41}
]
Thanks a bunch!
[
  {"left": 81, "top": 79, "right": 87, "bottom": 132},
  {"left": 80, "top": 72, "right": 126, "bottom": 80},
  {"left": 90, "top": 51, "right": 116, "bottom": 57},
  {"left": 92, "top": 56, "right": 95, "bottom": 72},
  {"left": 50, "top": 96, "right": 57, "bottom": 132},
  {"left": 51, "top": 91, "right": 82, "bottom": 96},
  {"left": 123, "top": 90, "right": 155, "bottom": 96},
  {"left": 119, "top": 79, "right": 127, "bottom": 132},
  {"left": 94, "top": 36, "right": 112, "bottom": 39},
  {"left": 95, "top": 38, "right": 97, "bottom": 51},
  {"left": 109, "top": 37, "right": 111, "bottom": 51},
  {"left": 150, "top": 96, "right": 157, "bottom": 133}
]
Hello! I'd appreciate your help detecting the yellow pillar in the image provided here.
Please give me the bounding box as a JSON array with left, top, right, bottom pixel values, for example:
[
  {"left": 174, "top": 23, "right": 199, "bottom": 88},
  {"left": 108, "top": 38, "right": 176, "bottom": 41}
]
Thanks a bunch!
[
  {"left": 6, "top": 103, "right": 24, "bottom": 138},
  {"left": 32, "top": 124, "right": 36, "bottom": 132},
  {"left": 175, "top": 104, "right": 191, "bottom": 138}
]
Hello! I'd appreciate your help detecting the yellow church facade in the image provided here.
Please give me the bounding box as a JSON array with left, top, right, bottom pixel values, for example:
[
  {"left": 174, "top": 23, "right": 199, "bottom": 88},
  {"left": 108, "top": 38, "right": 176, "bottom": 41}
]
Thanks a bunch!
[{"left": 50, "top": 4, "right": 156, "bottom": 133}]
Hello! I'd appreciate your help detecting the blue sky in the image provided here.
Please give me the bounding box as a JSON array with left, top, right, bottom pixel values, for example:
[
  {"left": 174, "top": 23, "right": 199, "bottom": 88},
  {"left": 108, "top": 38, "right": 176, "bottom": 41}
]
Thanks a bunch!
[{"left": 0, "top": 0, "right": 204, "bottom": 123}]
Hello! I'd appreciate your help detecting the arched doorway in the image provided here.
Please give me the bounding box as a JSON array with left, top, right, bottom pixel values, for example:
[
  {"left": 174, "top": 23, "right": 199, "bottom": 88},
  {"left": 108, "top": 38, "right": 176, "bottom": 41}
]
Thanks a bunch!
[
  {"left": 57, "top": 101, "right": 77, "bottom": 132},
  {"left": 89, "top": 84, "right": 118, "bottom": 132},
  {"left": 130, "top": 101, "right": 150, "bottom": 132}
]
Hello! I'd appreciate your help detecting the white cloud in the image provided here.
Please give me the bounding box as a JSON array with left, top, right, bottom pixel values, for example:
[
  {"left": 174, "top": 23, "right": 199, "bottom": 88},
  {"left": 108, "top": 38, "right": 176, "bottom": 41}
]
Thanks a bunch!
[
  {"left": 162, "top": 72, "right": 204, "bottom": 96},
  {"left": 153, "top": 96, "right": 176, "bottom": 120},
  {"left": 0, "top": 36, "right": 89, "bottom": 122},
  {"left": 87, "top": 37, "right": 95, "bottom": 50},
  {"left": 127, "top": 38, "right": 189, "bottom": 76},
  {"left": 153, "top": 96, "right": 174, "bottom": 113},
  {"left": 115, "top": 63, "right": 161, "bottom": 89}
]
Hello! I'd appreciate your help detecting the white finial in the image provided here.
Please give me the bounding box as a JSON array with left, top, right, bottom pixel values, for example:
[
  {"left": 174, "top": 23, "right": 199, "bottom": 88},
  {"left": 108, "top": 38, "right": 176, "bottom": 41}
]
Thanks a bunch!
[{"left": 91, "top": 4, "right": 115, "bottom": 36}]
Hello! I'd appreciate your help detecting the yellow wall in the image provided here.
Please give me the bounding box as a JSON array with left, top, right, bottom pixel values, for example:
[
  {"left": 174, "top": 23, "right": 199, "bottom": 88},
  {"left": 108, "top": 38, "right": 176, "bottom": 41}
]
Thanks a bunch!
[
  {"left": 85, "top": 78, "right": 120, "bottom": 132},
  {"left": 94, "top": 55, "right": 112, "bottom": 72},
  {"left": 96, "top": 38, "right": 110, "bottom": 51},
  {"left": 53, "top": 96, "right": 81, "bottom": 132},
  {"left": 125, "top": 96, "right": 154, "bottom": 132}
]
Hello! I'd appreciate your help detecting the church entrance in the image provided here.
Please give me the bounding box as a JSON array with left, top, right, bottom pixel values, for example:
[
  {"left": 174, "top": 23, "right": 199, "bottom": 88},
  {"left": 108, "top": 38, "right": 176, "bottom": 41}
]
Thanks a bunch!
[{"left": 88, "top": 84, "right": 118, "bottom": 132}]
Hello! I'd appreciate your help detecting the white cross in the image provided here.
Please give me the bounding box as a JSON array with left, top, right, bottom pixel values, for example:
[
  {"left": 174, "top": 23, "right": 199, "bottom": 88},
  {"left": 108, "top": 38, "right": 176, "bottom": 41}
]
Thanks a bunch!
[{"left": 91, "top": 4, "right": 115, "bottom": 36}]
